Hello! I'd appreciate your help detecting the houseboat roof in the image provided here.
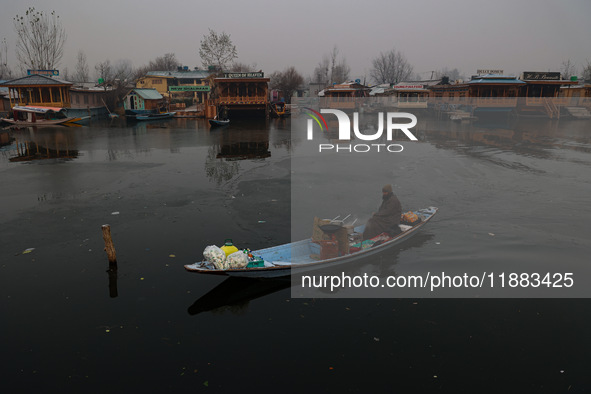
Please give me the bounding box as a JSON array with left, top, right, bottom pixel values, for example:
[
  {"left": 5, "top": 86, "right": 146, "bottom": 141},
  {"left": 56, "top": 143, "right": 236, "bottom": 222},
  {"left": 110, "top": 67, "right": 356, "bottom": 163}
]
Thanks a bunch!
[
  {"left": 0, "top": 74, "right": 72, "bottom": 87},
  {"left": 129, "top": 88, "right": 163, "bottom": 100},
  {"left": 324, "top": 82, "right": 370, "bottom": 92},
  {"left": 468, "top": 74, "right": 525, "bottom": 85},
  {"left": 144, "top": 70, "right": 211, "bottom": 79},
  {"left": 13, "top": 105, "right": 66, "bottom": 113}
]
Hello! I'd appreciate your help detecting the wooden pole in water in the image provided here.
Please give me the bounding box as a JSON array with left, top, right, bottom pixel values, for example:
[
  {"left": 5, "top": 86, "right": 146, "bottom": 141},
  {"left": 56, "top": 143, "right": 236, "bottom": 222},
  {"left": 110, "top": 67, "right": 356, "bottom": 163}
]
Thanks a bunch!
[{"left": 102, "top": 224, "right": 117, "bottom": 267}]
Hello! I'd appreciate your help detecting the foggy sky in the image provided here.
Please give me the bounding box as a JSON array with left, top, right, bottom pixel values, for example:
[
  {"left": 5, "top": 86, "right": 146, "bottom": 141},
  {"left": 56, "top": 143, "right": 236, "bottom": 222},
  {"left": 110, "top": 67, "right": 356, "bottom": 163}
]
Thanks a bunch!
[{"left": 1, "top": 0, "right": 590, "bottom": 81}]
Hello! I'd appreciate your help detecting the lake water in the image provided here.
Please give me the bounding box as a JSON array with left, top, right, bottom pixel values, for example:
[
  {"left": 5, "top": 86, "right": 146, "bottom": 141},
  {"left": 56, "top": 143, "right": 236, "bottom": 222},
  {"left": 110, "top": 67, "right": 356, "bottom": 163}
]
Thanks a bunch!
[{"left": 1, "top": 115, "right": 590, "bottom": 392}]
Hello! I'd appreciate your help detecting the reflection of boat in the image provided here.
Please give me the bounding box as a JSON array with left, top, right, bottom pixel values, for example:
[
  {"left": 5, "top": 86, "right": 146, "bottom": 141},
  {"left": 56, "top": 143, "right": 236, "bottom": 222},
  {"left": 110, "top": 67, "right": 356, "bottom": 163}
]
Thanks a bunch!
[
  {"left": 1, "top": 106, "right": 88, "bottom": 127},
  {"left": 209, "top": 118, "right": 230, "bottom": 127},
  {"left": 269, "top": 101, "right": 290, "bottom": 118},
  {"left": 135, "top": 111, "right": 176, "bottom": 121},
  {"left": 185, "top": 207, "right": 438, "bottom": 278},
  {"left": 187, "top": 277, "right": 290, "bottom": 315}
]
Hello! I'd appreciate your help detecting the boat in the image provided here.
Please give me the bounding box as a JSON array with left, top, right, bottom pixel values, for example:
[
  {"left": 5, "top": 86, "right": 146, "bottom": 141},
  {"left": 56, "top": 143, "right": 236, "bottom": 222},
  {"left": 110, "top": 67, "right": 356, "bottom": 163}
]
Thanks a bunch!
[
  {"left": 1, "top": 106, "right": 88, "bottom": 127},
  {"left": 135, "top": 111, "right": 176, "bottom": 121},
  {"left": 184, "top": 207, "right": 438, "bottom": 278},
  {"left": 269, "top": 101, "right": 290, "bottom": 118},
  {"left": 209, "top": 118, "right": 230, "bottom": 127}
]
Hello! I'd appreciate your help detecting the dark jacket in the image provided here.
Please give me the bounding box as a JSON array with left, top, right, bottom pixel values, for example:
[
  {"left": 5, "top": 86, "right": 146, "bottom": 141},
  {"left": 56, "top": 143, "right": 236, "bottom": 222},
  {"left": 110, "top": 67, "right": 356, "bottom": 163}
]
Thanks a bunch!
[{"left": 363, "top": 192, "right": 402, "bottom": 240}]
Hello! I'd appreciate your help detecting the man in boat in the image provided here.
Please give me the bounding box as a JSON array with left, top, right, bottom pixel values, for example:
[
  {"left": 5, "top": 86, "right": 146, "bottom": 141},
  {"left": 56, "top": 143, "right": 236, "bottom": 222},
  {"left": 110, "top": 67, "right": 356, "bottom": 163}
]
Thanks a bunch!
[{"left": 363, "top": 184, "right": 402, "bottom": 240}]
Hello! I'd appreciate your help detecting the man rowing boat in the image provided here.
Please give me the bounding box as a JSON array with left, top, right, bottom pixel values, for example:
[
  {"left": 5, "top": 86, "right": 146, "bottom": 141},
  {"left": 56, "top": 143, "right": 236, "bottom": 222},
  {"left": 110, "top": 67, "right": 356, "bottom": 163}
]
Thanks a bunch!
[{"left": 363, "top": 184, "right": 402, "bottom": 240}]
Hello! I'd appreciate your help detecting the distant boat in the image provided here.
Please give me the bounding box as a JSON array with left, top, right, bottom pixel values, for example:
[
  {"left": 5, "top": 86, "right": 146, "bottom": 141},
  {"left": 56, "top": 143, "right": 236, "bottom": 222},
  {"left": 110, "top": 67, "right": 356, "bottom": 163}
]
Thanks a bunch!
[
  {"left": 269, "top": 101, "right": 290, "bottom": 118},
  {"left": 1, "top": 106, "right": 88, "bottom": 127},
  {"left": 209, "top": 118, "right": 230, "bottom": 127},
  {"left": 134, "top": 111, "right": 176, "bottom": 121}
]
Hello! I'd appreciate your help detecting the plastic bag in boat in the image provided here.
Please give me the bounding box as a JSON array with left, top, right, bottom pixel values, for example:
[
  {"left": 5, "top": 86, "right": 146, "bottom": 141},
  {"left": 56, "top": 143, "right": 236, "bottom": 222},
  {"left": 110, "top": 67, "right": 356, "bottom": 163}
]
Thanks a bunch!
[
  {"left": 226, "top": 250, "right": 249, "bottom": 268},
  {"left": 203, "top": 245, "right": 227, "bottom": 269}
]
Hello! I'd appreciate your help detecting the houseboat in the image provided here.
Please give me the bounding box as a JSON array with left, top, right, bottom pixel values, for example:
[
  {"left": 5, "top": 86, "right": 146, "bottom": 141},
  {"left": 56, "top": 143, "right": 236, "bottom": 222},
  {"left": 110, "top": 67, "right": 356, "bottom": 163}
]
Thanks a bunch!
[
  {"left": 213, "top": 72, "right": 269, "bottom": 118},
  {"left": 517, "top": 71, "right": 577, "bottom": 118},
  {"left": 320, "top": 81, "right": 370, "bottom": 111},
  {"left": 388, "top": 82, "right": 430, "bottom": 109},
  {"left": 123, "top": 88, "right": 168, "bottom": 118},
  {"left": 559, "top": 83, "right": 591, "bottom": 118},
  {"left": 0, "top": 74, "right": 72, "bottom": 109},
  {"left": 466, "top": 74, "right": 525, "bottom": 114}
]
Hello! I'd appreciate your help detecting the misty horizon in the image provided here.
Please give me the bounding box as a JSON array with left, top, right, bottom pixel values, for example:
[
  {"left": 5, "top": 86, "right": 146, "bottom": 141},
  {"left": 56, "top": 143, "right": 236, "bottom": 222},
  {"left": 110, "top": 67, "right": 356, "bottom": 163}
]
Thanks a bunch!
[{"left": 1, "top": 0, "right": 590, "bottom": 83}]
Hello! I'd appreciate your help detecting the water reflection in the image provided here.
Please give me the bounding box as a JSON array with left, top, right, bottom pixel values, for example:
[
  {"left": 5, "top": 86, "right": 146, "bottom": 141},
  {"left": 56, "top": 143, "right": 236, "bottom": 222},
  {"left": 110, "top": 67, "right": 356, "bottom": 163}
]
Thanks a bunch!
[
  {"left": 420, "top": 116, "right": 591, "bottom": 159},
  {"left": 204, "top": 127, "right": 271, "bottom": 184},
  {"left": 9, "top": 129, "right": 79, "bottom": 162},
  {"left": 187, "top": 277, "right": 290, "bottom": 315}
]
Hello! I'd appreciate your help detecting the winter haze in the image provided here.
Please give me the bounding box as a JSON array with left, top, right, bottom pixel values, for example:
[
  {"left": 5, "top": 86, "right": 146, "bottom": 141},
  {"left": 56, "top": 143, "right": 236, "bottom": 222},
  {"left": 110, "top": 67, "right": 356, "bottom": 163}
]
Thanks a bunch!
[{"left": 0, "top": 0, "right": 590, "bottom": 81}]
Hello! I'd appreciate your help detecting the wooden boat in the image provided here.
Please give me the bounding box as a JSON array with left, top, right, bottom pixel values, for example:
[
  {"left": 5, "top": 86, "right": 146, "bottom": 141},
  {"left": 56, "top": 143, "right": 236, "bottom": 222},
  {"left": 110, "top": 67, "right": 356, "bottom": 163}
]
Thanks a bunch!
[
  {"left": 135, "top": 111, "right": 176, "bottom": 121},
  {"left": 269, "top": 101, "right": 290, "bottom": 118},
  {"left": 184, "top": 207, "right": 438, "bottom": 278},
  {"left": 1, "top": 106, "right": 86, "bottom": 127},
  {"left": 209, "top": 118, "right": 230, "bottom": 127}
]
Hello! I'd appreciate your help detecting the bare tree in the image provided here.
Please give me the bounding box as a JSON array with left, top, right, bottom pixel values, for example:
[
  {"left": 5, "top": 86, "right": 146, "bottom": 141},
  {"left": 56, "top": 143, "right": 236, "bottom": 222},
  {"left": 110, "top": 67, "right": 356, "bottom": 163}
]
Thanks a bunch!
[
  {"left": 561, "top": 59, "right": 577, "bottom": 79},
  {"left": 74, "top": 50, "right": 89, "bottom": 82},
  {"left": 435, "top": 67, "right": 464, "bottom": 82},
  {"left": 332, "top": 61, "right": 351, "bottom": 84},
  {"left": 582, "top": 60, "right": 591, "bottom": 82},
  {"left": 312, "top": 46, "right": 351, "bottom": 86},
  {"left": 95, "top": 60, "right": 113, "bottom": 84},
  {"left": 61, "top": 67, "right": 70, "bottom": 81},
  {"left": 0, "top": 38, "right": 11, "bottom": 79},
  {"left": 13, "top": 7, "right": 66, "bottom": 70},
  {"left": 149, "top": 53, "right": 180, "bottom": 71},
  {"left": 199, "top": 29, "right": 237, "bottom": 71},
  {"left": 312, "top": 57, "right": 330, "bottom": 85},
  {"left": 229, "top": 62, "right": 258, "bottom": 72},
  {"left": 112, "top": 59, "right": 134, "bottom": 85},
  {"left": 370, "top": 49, "right": 413, "bottom": 84},
  {"left": 270, "top": 66, "right": 304, "bottom": 103}
]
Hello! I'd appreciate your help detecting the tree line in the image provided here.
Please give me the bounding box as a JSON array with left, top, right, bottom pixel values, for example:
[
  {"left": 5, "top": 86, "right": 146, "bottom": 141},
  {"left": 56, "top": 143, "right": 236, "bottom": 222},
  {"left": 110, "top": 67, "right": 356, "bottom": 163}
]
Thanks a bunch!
[{"left": 2, "top": 7, "right": 591, "bottom": 102}]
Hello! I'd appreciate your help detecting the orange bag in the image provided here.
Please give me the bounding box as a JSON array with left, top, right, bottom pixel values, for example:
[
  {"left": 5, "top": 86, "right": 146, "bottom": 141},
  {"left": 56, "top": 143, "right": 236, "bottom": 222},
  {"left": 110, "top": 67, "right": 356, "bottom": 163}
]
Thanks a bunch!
[{"left": 401, "top": 211, "right": 420, "bottom": 225}]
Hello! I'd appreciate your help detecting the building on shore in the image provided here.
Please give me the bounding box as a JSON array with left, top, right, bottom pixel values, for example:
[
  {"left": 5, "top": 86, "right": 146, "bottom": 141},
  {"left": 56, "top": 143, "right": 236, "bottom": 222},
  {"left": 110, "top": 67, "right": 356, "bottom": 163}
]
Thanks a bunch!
[
  {"left": 213, "top": 72, "right": 269, "bottom": 118},
  {"left": 136, "top": 69, "right": 212, "bottom": 105}
]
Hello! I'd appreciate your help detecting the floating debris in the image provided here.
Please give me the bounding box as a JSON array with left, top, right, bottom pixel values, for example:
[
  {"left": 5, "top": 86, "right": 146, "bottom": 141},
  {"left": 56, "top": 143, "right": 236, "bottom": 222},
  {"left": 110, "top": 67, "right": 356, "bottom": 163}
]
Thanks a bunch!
[
  {"left": 22, "top": 248, "right": 35, "bottom": 254},
  {"left": 111, "top": 211, "right": 120, "bottom": 215}
]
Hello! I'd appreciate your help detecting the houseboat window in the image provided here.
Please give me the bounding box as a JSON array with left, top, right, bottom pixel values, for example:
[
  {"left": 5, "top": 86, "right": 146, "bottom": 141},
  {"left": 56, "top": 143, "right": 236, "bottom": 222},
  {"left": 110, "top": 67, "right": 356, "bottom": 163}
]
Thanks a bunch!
[
  {"left": 84, "top": 95, "right": 89, "bottom": 104},
  {"left": 153, "top": 79, "right": 162, "bottom": 84}
]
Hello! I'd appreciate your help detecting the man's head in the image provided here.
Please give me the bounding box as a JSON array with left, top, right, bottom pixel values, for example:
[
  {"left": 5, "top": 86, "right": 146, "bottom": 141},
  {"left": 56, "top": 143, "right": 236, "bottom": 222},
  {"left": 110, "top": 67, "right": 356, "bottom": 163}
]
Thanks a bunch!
[{"left": 382, "top": 184, "right": 393, "bottom": 195}]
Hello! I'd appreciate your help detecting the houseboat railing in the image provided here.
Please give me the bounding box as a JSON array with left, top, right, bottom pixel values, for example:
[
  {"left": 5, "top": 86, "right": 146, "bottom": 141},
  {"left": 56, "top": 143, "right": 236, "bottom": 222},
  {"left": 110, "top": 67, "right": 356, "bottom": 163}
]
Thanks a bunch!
[{"left": 218, "top": 96, "right": 267, "bottom": 104}]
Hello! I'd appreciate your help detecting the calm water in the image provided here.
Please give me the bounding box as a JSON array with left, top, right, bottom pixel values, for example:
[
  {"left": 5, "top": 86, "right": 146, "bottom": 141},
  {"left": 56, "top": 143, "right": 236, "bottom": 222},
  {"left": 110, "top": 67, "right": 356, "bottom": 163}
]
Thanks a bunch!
[{"left": 1, "top": 115, "right": 591, "bottom": 392}]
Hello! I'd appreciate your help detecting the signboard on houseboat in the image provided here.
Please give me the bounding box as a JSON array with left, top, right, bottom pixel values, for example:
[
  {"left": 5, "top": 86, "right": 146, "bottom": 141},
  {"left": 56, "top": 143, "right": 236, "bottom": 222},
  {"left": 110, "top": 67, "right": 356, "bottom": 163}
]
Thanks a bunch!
[
  {"left": 169, "top": 85, "right": 211, "bottom": 92},
  {"left": 394, "top": 84, "right": 425, "bottom": 89},
  {"left": 477, "top": 69, "right": 504, "bottom": 75},
  {"left": 223, "top": 72, "right": 265, "bottom": 78},
  {"left": 522, "top": 72, "right": 561, "bottom": 81},
  {"left": 27, "top": 69, "right": 59, "bottom": 76}
]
